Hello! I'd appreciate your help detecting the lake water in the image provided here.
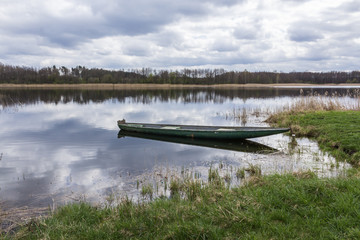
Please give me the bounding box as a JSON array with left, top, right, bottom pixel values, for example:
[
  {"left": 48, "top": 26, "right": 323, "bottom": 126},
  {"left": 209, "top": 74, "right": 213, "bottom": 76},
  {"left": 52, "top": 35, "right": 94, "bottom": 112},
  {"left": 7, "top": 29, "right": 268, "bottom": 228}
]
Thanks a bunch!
[{"left": 0, "top": 87, "right": 359, "bottom": 210}]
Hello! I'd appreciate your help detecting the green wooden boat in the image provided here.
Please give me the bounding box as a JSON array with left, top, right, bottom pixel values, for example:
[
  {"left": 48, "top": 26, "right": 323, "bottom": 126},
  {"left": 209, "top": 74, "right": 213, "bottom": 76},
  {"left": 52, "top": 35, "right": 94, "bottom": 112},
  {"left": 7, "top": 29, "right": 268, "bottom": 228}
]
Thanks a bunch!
[
  {"left": 118, "top": 130, "right": 277, "bottom": 153},
  {"left": 117, "top": 120, "right": 289, "bottom": 139}
]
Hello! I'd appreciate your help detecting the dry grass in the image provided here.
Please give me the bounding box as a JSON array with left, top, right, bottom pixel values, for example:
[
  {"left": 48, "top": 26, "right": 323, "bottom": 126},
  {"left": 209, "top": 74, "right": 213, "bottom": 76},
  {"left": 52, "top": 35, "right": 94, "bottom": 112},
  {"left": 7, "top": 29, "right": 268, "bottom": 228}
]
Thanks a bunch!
[
  {"left": 224, "top": 107, "right": 251, "bottom": 125},
  {"left": 282, "top": 89, "right": 360, "bottom": 113},
  {"left": 0, "top": 205, "right": 49, "bottom": 235},
  {"left": 267, "top": 89, "right": 359, "bottom": 128}
]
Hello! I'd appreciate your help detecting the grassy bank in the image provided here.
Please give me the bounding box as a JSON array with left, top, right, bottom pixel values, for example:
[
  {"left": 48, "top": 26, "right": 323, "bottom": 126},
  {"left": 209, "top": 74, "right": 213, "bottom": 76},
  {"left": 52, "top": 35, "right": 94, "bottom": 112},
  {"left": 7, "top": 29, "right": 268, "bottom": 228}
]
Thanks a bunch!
[
  {"left": 8, "top": 172, "right": 360, "bottom": 239},
  {"left": 268, "top": 111, "right": 360, "bottom": 166},
  {"left": 267, "top": 88, "right": 360, "bottom": 166}
]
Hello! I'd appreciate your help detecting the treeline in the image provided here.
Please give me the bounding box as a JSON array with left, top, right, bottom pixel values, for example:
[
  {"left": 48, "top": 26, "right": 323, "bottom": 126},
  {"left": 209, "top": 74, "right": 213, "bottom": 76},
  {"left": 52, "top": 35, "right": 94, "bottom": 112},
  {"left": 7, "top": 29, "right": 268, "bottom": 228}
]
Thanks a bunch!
[{"left": 0, "top": 63, "right": 359, "bottom": 85}]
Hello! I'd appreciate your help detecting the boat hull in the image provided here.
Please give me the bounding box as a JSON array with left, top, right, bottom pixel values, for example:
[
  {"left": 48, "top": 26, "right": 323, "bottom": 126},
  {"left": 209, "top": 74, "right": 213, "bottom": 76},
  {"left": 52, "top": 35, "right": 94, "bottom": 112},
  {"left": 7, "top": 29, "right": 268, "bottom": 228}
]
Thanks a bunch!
[
  {"left": 118, "top": 130, "right": 277, "bottom": 153},
  {"left": 117, "top": 121, "right": 289, "bottom": 139}
]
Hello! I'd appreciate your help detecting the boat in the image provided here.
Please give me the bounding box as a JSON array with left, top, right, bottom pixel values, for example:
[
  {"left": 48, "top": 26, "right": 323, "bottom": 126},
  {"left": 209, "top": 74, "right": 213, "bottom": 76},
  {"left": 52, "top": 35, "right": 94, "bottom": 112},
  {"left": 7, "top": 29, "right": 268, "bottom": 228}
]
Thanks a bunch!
[
  {"left": 118, "top": 130, "right": 277, "bottom": 153},
  {"left": 117, "top": 120, "right": 289, "bottom": 139}
]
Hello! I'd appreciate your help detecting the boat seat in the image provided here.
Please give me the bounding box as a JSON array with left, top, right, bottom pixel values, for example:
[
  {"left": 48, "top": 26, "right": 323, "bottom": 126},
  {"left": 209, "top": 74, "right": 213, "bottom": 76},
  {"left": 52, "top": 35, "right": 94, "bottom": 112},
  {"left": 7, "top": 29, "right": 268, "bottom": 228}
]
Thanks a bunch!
[
  {"left": 217, "top": 128, "right": 236, "bottom": 131},
  {"left": 161, "top": 126, "right": 181, "bottom": 130}
]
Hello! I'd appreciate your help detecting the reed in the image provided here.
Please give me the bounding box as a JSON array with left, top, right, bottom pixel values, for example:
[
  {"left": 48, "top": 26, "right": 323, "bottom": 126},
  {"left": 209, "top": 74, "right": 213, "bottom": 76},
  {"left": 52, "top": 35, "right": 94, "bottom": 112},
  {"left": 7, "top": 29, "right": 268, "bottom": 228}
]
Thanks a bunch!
[
  {"left": 236, "top": 168, "right": 245, "bottom": 180},
  {"left": 245, "top": 164, "right": 262, "bottom": 177},
  {"left": 224, "top": 107, "right": 251, "bottom": 125},
  {"left": 240, "top": 108, "right": 248, "bottom": 126},
  {"left": 284, "top": 89, "right": 360, "bottom": 113},
  {"left": 140, "top": 184, "right": 154, "bottom": 200},
  {"left": 169, "top": 178, "right": 182, "bottom": 196}
]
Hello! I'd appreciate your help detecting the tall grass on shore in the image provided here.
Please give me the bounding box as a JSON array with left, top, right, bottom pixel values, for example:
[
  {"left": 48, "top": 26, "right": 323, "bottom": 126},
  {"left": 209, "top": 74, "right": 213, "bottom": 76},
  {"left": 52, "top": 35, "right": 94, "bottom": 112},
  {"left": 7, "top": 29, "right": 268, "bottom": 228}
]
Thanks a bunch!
[
  {"left": 282, "top": 89, "right": 360, "bottom": 112},
  {"left": 10, "top": 168, "right": 360, "bottom": 240},
  {"left": 135, "top": 163, "right": 252, "bottom": 203},
  {"left": 226, "top": 89, "right": 360, "bottom": 124}
]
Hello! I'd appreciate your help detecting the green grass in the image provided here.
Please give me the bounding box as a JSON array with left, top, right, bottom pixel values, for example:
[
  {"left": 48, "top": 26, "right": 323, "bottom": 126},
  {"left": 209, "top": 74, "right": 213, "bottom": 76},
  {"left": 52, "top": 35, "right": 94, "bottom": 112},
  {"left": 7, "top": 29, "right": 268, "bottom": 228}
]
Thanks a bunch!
[
  {"left": 268, "top": 111, "right": 360, "bottom": 166},
  {"left": 9, "top": 173, "right": 360, "bottom": 239}
]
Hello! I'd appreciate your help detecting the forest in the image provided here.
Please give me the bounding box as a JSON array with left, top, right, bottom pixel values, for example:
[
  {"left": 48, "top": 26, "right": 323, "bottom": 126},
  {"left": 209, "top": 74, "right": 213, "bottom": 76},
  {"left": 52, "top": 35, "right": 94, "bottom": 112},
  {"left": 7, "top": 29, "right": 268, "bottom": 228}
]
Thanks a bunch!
[{"left": 0, "top": 63, "right": 359, "bottom": 85}]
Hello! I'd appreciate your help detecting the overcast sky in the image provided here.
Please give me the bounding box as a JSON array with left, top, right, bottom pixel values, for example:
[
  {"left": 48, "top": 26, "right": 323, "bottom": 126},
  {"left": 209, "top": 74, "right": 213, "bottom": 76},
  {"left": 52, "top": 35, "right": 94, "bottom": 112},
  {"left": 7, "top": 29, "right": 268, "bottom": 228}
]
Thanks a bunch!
[{"left": 0, "top": 0, "right": 359, "bottom": 72}]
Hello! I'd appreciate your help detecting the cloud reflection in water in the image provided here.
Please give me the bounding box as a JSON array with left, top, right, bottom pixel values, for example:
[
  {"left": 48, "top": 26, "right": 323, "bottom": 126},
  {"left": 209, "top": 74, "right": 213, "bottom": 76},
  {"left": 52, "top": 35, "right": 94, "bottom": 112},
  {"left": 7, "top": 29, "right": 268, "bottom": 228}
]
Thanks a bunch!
[{"left": 0, "top": 88, "right": 354, "bottom": 209}]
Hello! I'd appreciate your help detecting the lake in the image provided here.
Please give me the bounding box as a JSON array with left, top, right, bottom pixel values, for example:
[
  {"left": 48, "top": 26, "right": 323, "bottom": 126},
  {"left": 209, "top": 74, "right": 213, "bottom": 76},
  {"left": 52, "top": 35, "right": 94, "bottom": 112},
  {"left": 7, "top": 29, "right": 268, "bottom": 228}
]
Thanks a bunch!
[{"left": 0, "top": 86, "right": 359, "bottom": 210}]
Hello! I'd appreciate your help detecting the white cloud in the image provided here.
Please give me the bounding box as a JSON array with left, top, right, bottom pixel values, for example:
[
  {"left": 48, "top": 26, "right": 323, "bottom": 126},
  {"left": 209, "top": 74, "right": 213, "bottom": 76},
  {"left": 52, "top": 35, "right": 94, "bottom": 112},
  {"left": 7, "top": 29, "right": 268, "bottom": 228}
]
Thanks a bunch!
[{"left": 0, "top": 0, "right": 359, "bottom": 71}]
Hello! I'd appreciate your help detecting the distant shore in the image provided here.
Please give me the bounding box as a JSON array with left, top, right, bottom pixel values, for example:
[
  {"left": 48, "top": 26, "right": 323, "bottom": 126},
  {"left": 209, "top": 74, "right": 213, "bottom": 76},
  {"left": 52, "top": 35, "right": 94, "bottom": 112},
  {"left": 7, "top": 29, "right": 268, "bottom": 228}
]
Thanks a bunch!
[{"left": 1, "top": 83, "right": 360, "bottom": 90}]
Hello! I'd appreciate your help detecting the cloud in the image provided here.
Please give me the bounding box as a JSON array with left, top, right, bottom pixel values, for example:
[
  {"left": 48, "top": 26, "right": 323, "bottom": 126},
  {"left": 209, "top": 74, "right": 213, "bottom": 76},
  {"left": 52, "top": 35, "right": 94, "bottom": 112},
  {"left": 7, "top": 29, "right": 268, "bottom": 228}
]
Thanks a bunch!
[
  {"left": 0, "top": 0, "right": 359, "bottom": 71},
  {"left": 0, "top": 0, "right": 244, "bottom": 48},
  {"left": 122, "top": 40, "right": 153, "bottom": 57},
  {"left": 288, "top": 26, "right": 323, "bottom": 42},
  {"left": 211, "top": 39, "right": 239, "bottom": 52},
  {"left": 339, "top": 0, "right": 360, "bottom": 12},
  {"left": 233, "top": 27, "right": 258, "bottom": 40}
]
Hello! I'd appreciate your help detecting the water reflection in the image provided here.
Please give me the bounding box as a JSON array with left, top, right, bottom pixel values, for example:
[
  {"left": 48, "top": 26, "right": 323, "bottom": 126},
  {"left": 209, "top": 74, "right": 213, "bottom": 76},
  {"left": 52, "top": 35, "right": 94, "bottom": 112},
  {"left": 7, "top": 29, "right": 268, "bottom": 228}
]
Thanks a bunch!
[
  {"left": 0, "top": 87, "right": 356, "bottom": 210},
  {"left": 118, "top": 130, "right": 277, "bottom": 153},
  {"left": 1, "top": 87, "right": 359, "bottom": 107}
]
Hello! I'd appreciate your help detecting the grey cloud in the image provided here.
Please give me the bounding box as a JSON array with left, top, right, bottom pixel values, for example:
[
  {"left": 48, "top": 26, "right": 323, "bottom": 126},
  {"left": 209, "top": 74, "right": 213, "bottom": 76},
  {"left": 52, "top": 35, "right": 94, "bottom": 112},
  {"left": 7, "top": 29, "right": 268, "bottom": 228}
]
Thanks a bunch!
[
  {"left": 298, "top": 48, "right": 330, "bottom": 61},
  {"left": 122, "top": 43, "right": 151, "bottom": 57},
  {"left": 211, "top": 0, "right": 244, "bottom": 6},
  {"left": 0, "top": 33, "right": 51, "bottom": 59},
  {"left": 288, "top": 14, "right": 360, "bottom": 44},
  {"left": 289, "top": 29, "right": 323, "bottom": 42},
  {"left": 338, "top": 0, "right": 360, "bottom": 12},
  {"left": 154, "top": 51, "right": 260, "bottom": 67},
  {"left": 212, "top": 39, "right": 239, "bottom": 52},
  {"left": 1, "top": 0, "right": 245, "bottom": 48},
  {"left": 233, "top": 27, "right": 258, "bottom": 40},
  {"left": 288, "top": 22, "right": 323, "bottom": 42},
  {"left": 280, "top": 0, "right": 311, "bottom": 2},
  {"left": 3, "top": 14, "right": 105, "bottom": 47},
  {"left": 216, "top": 54, "right": 260, "bottom": 65},
  {"left": 152, "top": 31, "right": 184, "bottom": 48},
  {"left": 1, "top": 0, "right": 359, "bottom": 71},
  {"left": 154, "top": 56, "right": 208, "bottom": 67}
]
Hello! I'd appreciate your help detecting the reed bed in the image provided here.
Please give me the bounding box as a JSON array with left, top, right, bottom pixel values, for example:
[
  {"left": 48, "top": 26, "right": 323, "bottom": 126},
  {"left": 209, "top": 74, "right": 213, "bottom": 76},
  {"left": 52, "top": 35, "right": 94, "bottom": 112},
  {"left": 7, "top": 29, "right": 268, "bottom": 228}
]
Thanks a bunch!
[
  {"left": 282, "top": 89, "right": 360, "bottom": 113},
  {"left": 226, "top": 89, "right": 360, "bottom": 124},
  {"left": 134, "top": 163, "right": 255, "bottom": 202}
]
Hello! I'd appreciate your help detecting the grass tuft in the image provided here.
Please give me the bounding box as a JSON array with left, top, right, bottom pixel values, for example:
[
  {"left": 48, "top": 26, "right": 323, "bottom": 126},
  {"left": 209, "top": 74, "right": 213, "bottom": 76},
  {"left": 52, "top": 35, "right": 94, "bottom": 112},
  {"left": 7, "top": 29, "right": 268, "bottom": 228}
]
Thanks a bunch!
[
  {"left": 141, "top": 184, "right": 154, "bottom": 200},
  {"left": 245, "top": 164, "right": 262, "bottom": 177},
  {"left": 292, "top": 170, "right": 317, "bottom": 179},
  {"left": 236, "top": 168, "right": 246, "bottom": 180}
]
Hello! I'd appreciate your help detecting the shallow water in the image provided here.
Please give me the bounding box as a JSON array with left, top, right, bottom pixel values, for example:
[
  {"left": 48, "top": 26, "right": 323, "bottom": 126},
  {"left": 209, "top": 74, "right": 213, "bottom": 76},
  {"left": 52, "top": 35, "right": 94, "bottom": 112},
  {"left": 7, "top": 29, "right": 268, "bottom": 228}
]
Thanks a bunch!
[{"left": 0, "top": 87, "right": 358, "bottom": 209}]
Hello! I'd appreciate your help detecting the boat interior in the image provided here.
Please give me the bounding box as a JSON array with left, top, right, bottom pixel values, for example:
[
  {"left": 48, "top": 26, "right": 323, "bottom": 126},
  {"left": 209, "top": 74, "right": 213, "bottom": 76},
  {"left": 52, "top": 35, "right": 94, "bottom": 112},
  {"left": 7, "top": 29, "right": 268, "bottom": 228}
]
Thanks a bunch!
[{"left": 122, "top": 122, "right": 279, "bottom": 131}]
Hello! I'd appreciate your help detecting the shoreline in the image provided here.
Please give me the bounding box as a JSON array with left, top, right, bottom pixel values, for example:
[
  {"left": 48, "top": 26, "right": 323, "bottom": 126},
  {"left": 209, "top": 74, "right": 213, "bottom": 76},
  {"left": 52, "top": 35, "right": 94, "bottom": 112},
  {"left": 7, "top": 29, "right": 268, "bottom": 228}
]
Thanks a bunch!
[{"left": 0, "top": 83, "right": 360, "bottom": 90}]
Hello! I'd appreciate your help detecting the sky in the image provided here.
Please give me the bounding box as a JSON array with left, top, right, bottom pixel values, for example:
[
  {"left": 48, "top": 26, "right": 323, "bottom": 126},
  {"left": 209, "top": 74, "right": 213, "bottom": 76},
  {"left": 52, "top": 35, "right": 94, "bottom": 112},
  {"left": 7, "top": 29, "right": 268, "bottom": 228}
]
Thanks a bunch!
[{"left": 0, "top": 0, "right": 359, "bottom": 72}]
